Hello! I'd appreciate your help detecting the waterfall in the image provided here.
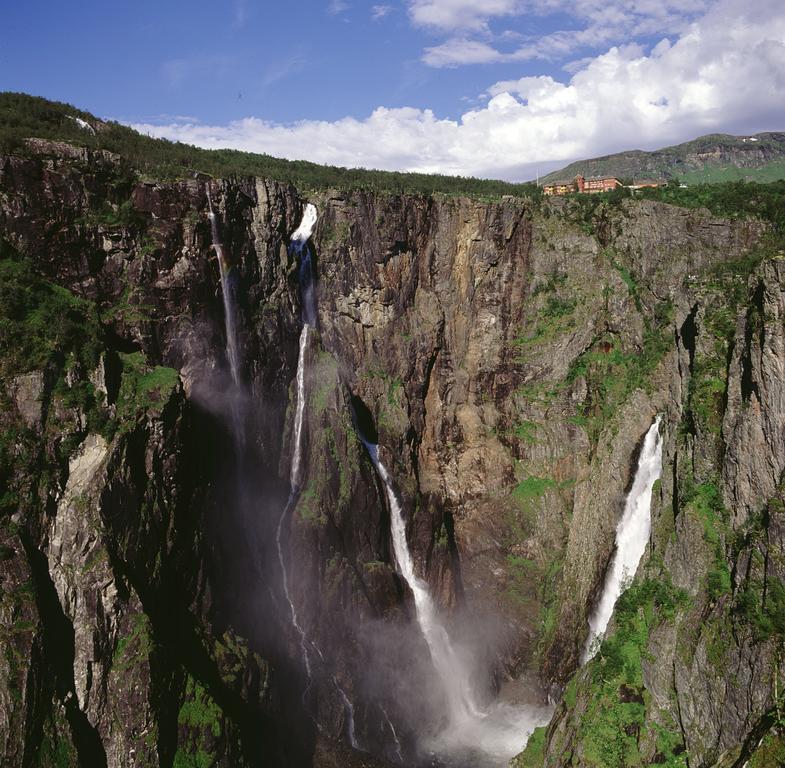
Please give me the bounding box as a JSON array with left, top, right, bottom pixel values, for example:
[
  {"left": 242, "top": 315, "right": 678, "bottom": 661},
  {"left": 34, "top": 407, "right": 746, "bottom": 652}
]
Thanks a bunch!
[
  {"left": 289, "top": 326, "right": 310, "bottom": 491},
  {"left": 335, "top": 679, "right": 360, "bottom": 750},
  {"left": 275, "top": 203, "right": 319, "bottom": 686},
  {"left": 278, "top": 204, "right": 365, "bottom": 747},
  {"left": 363, "top": 441, "right": 552, "bottom": 765},
  {"left": 381, "top": 707, "right": 404, "bottom": 763},
  {"left": 365, "top": 443, "right": 482, "bottom": 724},
  {"left": 278, "top": 201, "right": 551, "bottom": 762},
  {"left": 275, "top": 493, "right": 313, "bottom": 681},
  {"left": 206, "top": 186, "right": 242, "bottom": 389},
  {"left": 291, "top": 203, "right": 318, "bottom": 325},
  {"left": 582, "top": 417, "right": 663, "bottom": 663}
]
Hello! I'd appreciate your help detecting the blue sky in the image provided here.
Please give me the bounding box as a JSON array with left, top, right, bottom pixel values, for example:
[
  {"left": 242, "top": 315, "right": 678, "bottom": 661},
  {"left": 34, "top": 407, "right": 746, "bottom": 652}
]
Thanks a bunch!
[{"left": 3, "top": 1, "right": 785, "bottom": 180}]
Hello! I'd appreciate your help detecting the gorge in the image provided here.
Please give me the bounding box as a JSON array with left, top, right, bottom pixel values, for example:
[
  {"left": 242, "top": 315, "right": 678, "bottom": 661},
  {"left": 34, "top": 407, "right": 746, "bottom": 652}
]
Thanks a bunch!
[{"left": 1, "top": 131, "right": 784, "bottom": 768}]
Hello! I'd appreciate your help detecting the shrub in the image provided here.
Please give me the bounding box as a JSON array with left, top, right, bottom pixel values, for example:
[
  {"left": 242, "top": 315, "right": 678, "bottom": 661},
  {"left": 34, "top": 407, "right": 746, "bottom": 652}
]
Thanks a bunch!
[{"left": 0, "top": 251, "right": 102, "bottom": 375}]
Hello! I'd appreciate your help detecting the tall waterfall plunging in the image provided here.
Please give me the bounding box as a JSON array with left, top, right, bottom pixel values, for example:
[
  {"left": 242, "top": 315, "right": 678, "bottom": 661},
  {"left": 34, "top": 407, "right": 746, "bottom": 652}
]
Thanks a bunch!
[
  {"left": 366, "top": 443, "right": 481, "bottom": 723},
  {"left": 281, "top": 201, "right": 551, "bottom": 763},
  {"left": 291, "top": 203, "right": 319, "bottom": 326},
  {"left": 364, "top": 442, "right": 552, "bottom": 765},
  {"left": 288, "top": 326, "right": 310, "bottom": 491},
  {"left": 206, "top": 186, "right": 242, "bottom": 389},
  {"left": 582, "top": 417, "right": 663, "bottom": 663},
  {"left": 275, "top": 204, "right": 319, "bottom": 684}
]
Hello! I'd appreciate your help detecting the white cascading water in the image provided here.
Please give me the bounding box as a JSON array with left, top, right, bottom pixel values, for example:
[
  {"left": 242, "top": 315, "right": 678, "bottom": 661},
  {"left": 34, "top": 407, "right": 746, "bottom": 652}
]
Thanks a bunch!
[
  {"left": 281, "top": 202, "right": 550, "bottom": 762},
  {"left": 206, "top": 186, "right": 242, "bottom": 389},
  {"left": 367, "top": 444, "right": 481, "bottom": 723},
  {"left": 290, "top": 203, "right": 319, "bottom": 326},
  {"left": 288, "top": 326, "right": 310, "bottom": 491},
  {"left": 381, "top": 706, "right": 404, "bottom": 763},
  {"left": 275, "top": 204, "right": 319, "bottom": 685},
  {"left": 364, "top": 442, "right": 552, "bottom": 765},
  {"left": 277, "top": 204, "right": 361, "bottom": 748},
  {"left": 335, "top": 680, "right": 360, "bottom": 750},
  {"left": 582, "top": 417, "right": 663, "bottom": 663}
]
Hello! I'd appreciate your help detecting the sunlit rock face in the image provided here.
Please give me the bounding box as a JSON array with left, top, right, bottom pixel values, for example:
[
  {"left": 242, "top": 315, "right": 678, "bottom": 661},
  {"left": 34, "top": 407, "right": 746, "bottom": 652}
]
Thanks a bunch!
[{"left": 1, "top": 140, "right": 783, "bottom": 767}]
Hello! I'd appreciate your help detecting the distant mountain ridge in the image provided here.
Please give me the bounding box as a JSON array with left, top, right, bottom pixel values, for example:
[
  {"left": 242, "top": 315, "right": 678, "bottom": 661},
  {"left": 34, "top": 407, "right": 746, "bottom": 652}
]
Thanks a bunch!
[{"left": 542, "top": 132, "right": 785, "bottom": 185}]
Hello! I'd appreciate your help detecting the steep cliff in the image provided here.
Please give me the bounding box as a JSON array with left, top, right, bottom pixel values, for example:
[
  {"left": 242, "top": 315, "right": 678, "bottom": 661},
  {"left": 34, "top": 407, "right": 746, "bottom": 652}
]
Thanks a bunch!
[
  {"left": 514, "top": 251, "right": 785, "bottom": 768},
  {"left": 1, "top": 136, "right": 784, "bottom": 767}
]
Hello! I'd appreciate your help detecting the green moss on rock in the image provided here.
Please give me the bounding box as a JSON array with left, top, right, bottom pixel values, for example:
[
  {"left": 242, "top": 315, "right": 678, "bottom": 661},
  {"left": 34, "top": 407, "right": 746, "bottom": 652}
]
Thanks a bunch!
[
  {"left": 115, "top": 352, "right": 179, "bottom": 426},
  {"left": 0, "top": 252, "right": 102, "bottom": 376}
]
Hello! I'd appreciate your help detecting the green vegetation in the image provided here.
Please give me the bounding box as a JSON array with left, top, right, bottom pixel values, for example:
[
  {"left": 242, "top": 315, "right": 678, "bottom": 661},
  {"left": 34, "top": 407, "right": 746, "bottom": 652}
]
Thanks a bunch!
[
  {"left": 640, "top": 180, "right": 785, "bottom": 231},
  {"left": 0, "top": 241, "right": 179, "bottom": 470},
  {"left": 174, "top": 675, "right": 223, "bottom": 768},
  {"left": 681, "top": 236, "right": 782, "bottom": 439},
  {"left": 100, "top": 283, "right": 156, "bottom": 325},
  {"left": 178, "top": 677, "right": 222, "bottom": 737},
  {"left": 78, "top": 199, "right": 144, "bottom": 230},
  {"left": 541, "top": 132, "right": 785, "bottom": 188},
  {"left": 113, "top": 612, "right": 153, "bottom": 674},
  {"left": 678, "top": 160, "right": 785, "bottom": 186},
  {"left": 576, "top": 578, "right": 690, "bottom": 768},
  {"left": 735, "top": 567, "right": 785, "bottom": 643},
  {"left": 607, "top": 253, "right": 640, "bottom": 309},
  {"left": 514, "top": 380, "right": 563, "bottom": 408},
  {"left": 535, "top": 558, "right": 564, "bottom": 659},
  {"left": 747, "top": 730, "right": 785, "bottom": 768},
  {"left": 376, "top": 374, "right": 408, "bottom": 434},
  {"left": 732, "top": 495, "right": 785, "bottom": 642},
  {"left": 514, "top": 286, "right": 578, "bottom": 349},
  {"left": 115, "top": 352, "right": 179, "bottom": 427},
  {"left": 321, "top": 220, "right": 352, "bottom": 246},
  {"left": 511, "top": 725, "right": 547, "bottom": 768},
  {"left": 564, "top": 188, "right": 633, "bottom": 235},
  {"left": 513, "top": 420, "right": 540, "bottom": 445},
  {"left": 0, "top": 249, "right": 101, "bottom": 375},
  {"left": 682, "top": 481, "right": 731, "bottom": 600},
  {"left": 503, "top": 554, "right": 538, "bottom": 606},
  {"left": 0, "top": 246, "right": 115, "bottom": 454},
  {"left": 566, "top": 314, "right": 671, "bottom": 445},
  {"left": 213, "top": 632, "right": 255, "bottom": 689},
  {"left": 34, "top": 712, "right": 78, "bottom": 768},
  {"left": 513, "top": 475, "right": 558, "bottom": 499},
  {"left": 515, "top": 249, "right": 672, "bottom": 447},
  {"left": 0, "top": 92, "right": 541, "bottom": 199},
  {"left": 296, "top": 487, "right": 321, "bottom": 522}
]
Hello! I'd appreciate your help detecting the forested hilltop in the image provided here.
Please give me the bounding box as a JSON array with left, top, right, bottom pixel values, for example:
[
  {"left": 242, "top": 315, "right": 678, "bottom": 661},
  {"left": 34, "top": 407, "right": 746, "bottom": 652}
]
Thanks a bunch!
[
  {"left": 0, "top": 91, "right": 542, "bottom": 198},
  {"left": 6, "top": 92, "right": 785, "bottom": 221}
]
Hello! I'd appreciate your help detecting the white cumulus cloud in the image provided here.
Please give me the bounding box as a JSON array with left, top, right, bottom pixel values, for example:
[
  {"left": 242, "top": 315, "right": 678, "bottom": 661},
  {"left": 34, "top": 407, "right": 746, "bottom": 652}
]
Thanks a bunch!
[
  {"left": 413, "top": 0, "right": 710, "bottom": 67},
  {"left": 132, "top": 0, "right": 785, "bottom": 181}
]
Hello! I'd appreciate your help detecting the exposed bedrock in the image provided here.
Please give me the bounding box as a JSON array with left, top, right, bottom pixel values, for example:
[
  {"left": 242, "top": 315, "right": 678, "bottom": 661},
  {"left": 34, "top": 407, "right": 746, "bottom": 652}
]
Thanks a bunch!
[{"left": 1, "top": 142, "right": 783, "bottom": 766}]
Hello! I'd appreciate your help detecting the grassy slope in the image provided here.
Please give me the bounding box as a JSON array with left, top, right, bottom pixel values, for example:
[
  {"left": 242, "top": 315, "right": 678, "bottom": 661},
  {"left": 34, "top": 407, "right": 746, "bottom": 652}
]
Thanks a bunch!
[{"left": 541, "top": 133, "right": 785, "bottom": 185}]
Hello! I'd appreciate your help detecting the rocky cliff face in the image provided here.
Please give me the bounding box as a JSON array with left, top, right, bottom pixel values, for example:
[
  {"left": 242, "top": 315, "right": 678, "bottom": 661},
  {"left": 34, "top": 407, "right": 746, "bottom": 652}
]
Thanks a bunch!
[
  {"left": 520, "top": 253, "right": 785, "bottom": 768},
  {"left": 1, "top": 140, "right": 783, "bottom": 767}
]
